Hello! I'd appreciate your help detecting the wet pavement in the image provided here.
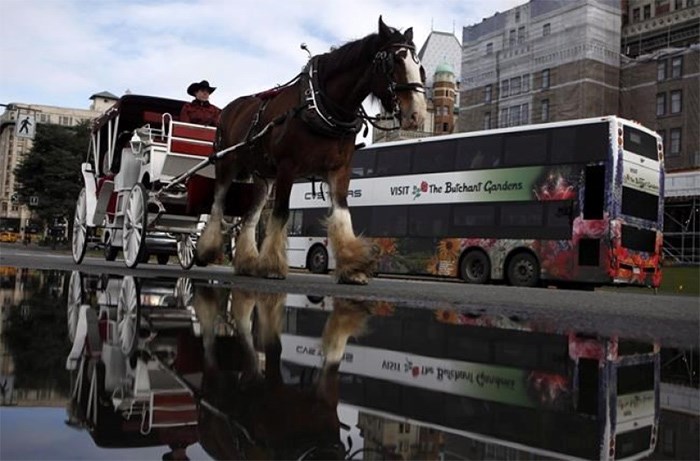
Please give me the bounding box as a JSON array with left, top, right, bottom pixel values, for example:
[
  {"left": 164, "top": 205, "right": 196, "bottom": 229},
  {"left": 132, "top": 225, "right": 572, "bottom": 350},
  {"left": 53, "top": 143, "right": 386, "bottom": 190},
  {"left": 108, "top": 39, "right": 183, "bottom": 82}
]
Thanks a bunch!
[{"left": 0, "top": 266, "right": 698, "bottom": 460}]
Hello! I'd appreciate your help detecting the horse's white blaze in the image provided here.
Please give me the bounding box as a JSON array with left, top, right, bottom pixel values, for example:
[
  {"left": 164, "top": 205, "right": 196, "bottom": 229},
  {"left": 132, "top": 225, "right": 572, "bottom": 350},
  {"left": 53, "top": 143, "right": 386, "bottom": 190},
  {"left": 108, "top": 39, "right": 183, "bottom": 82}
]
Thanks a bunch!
[{"left": 398, "top": 51, "right": 427, "bottom": 128}]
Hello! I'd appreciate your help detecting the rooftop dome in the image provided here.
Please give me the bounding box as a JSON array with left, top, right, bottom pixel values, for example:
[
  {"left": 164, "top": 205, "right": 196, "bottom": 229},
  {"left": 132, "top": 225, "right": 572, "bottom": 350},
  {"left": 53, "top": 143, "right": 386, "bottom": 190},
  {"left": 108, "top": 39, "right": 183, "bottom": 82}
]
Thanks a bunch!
[{"left": 434, "top": 62, "right": 455, "bottom": 75}]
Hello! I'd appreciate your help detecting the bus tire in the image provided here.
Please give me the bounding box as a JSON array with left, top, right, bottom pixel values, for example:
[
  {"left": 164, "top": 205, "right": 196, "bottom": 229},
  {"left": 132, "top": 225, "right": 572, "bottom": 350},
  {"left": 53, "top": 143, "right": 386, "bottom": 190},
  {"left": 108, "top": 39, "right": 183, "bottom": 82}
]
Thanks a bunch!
[
  {"left": 506, "top": 252, "right": 540, "bottom": 288},
  {"left": 307, "top": 245, "right": 329, "bottom": 274},
  {"left": 460, "top": 250, "right": 490, "bottom": 284}
]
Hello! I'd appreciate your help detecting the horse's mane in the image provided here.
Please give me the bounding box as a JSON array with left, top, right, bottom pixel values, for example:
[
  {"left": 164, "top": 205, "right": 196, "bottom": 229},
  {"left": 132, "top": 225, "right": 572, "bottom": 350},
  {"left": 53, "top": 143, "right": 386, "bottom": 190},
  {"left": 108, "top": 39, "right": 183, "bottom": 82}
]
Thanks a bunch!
[{"left": 317, "top": 26, "right": 411, "bottom": 78}]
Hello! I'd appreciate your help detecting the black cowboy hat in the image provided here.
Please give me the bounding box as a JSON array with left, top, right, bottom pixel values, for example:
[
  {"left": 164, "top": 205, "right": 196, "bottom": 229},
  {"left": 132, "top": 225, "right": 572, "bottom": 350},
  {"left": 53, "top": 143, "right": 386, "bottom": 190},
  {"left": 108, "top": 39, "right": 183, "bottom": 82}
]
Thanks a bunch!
[{"left": 187, "top": 80, "right": 216, "bottom": 96}]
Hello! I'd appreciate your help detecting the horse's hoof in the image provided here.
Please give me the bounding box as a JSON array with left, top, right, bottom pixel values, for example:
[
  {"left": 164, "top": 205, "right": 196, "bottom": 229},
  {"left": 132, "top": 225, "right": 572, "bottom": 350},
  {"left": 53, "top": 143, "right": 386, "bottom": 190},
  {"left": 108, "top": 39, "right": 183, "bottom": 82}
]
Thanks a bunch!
[{"left": 338, "top": 273, "right": 369, "bottom": 285}]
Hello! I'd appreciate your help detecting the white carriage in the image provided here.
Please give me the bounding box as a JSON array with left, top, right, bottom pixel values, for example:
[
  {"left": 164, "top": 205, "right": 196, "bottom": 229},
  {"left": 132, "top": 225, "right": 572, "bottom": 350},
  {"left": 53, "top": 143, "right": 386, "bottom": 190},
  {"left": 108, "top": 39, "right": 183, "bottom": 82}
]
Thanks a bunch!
[{"left": 71, "top": 94, "right": 254, "bottom": 269}]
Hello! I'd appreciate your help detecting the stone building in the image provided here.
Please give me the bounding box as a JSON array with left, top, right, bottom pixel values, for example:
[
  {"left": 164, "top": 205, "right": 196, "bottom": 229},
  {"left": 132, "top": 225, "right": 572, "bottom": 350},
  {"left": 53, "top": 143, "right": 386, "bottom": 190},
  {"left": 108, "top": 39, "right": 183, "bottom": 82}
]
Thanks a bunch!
[{"left": 458, "top": 0, "right": 622, "bottom": 132}]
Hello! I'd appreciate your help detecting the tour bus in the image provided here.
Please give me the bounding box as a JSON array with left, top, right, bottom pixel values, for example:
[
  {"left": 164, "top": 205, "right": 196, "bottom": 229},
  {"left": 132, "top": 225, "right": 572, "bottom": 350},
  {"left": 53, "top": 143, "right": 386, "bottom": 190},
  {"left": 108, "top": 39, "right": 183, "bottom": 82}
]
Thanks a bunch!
[
  {"left": 287, "top": 116, "right": 664, "bottom": 288},
  {"left": 280, "top": 297, "right": 660, "bottom": 460}
]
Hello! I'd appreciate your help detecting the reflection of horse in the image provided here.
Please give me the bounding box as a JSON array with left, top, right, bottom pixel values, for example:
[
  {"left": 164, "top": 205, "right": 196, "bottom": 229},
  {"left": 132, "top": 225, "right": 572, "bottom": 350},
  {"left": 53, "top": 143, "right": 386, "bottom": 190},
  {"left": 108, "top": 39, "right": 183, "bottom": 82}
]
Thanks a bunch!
[
  {"left": 193, "top": 287, "right": 369, "bottom": 460},
  {"left": 197, "top": 16, "right": 427, "bottom": 285}
]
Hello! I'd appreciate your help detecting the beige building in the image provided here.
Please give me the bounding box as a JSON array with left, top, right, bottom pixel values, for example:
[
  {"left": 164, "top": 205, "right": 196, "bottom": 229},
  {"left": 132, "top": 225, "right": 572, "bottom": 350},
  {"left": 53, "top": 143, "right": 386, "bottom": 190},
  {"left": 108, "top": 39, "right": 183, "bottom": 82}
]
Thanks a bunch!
[{"left": 0, "top": 92, "right": 117, "bottom": 223}]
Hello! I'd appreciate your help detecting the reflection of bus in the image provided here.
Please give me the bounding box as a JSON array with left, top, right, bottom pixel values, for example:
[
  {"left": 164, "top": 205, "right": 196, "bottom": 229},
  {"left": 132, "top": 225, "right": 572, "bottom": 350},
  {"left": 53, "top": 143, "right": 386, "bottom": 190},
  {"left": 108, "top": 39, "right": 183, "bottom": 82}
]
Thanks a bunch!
[
  {"left": 0, "top": 217, "right": 21, "bottom": 243},
  {"left": 280, "top": 299, "right": 660, "bottom": 460},
  {"left": 287, "top": 116, "right": 664, "bottom": 288}
]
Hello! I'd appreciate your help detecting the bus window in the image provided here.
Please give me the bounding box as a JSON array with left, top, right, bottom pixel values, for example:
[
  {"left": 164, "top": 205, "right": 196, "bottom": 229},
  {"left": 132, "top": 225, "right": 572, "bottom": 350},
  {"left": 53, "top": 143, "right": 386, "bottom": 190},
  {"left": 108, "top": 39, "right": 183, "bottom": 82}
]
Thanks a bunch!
[
  {"left": 376, "top": 146, "right": 412, "bottom": 176},
  {"left": 371, "top": 206, "right": 407, "bottom": 237},
  {"left": 504, "top": 131, "right": 547, "bottom": 166},
  {"left": 301, "top": 208, "right": 327, "bottom": 237},
  {"left": 289, "top": 210, "right": 303, "bottom": 236},
  {"left": 500, "top": 203, "right": 544, "bottom": 227},
  {"left": 452, "top": 204, "right": 497, "bottom": 228},
  {"left": 408, "top": 204, "right": 450, "bottom": 237},
  {"left": 456, "top": 135, "right": 502, "bottom": 170},
  {"left": 351, "top": 148, "right": 377, "bottom": 178},
  {"left": 551, "top": 124, "right": 609, "bottom": 164},
  {"left": 624, "top": 126, "right": 657, "bottom": 160},
  {"left": 351, "top": 207, "right": 372, "bottom": 235},
  {"left": 412, "top": 140, "right": 455, "bottom": 173}
]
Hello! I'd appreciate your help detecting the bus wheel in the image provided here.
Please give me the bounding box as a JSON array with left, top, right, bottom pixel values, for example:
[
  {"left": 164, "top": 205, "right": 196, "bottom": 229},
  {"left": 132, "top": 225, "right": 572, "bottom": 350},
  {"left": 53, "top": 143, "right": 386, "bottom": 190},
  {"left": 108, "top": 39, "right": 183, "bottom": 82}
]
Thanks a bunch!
[
  {"left": 507, "top": 252, "right": 540, "bottom": 288},
  {"left": 461, "top": 250, "right": 490, "bottom": 284},
  {"left": 308, "top": 245, "right": 329, "bottom": 274}
]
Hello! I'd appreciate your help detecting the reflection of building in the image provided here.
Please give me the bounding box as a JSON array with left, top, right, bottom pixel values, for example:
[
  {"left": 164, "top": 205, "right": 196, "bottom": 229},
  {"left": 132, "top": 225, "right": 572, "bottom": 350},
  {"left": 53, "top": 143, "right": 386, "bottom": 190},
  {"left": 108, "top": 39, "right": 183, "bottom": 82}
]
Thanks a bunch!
[
  {"left": 357, "top": 412, "right": 443, "bottom": 460},
  {"left": 0, "top": 92, "right": 118, "bottom": 221}
]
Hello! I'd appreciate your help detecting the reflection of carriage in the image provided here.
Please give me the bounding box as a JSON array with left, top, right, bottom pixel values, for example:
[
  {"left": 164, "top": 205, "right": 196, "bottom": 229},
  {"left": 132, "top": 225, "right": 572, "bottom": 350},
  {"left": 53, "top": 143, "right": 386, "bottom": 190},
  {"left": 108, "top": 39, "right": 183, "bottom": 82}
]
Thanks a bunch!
[
  {"left": 65, "top": 272, "right": 202, "bottom": 443},
  {"left": 70, "top": 95, "right": 254, "bottom": 269}
]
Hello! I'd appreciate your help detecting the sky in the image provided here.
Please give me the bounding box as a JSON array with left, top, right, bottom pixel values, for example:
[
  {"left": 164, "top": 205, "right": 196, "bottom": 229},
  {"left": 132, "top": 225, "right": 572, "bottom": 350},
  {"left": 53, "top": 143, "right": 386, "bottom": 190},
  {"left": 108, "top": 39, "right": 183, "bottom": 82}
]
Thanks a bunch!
[{"left": 0, "top": 0, "right": 524, "bottom": 111}]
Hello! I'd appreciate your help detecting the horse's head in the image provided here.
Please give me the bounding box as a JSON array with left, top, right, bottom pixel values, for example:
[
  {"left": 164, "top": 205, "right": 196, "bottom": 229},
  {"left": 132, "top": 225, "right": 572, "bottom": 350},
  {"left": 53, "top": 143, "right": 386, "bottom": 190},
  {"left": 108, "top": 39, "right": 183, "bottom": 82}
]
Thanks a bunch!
[{"left": 371, "top": 16, "right": 428, "bottom": 130}]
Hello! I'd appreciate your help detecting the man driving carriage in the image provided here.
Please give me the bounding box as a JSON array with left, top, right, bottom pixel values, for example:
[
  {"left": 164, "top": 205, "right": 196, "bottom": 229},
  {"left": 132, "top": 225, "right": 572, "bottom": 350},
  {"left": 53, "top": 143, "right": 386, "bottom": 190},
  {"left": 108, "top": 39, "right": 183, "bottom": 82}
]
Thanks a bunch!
[{"left": 179, "top": 80, "right": 221, "bottom": 126}]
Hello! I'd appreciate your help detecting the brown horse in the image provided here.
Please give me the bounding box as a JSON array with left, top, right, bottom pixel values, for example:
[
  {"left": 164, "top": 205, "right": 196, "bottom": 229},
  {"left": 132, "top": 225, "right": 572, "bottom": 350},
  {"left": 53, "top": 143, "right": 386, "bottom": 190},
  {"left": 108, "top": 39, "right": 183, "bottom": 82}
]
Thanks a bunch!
[
  {"left": 193, "top": 286, "right": 369, "bottom": 460},
  {"left": 196, "top": 16, "right": 427, "bottom": 284}
]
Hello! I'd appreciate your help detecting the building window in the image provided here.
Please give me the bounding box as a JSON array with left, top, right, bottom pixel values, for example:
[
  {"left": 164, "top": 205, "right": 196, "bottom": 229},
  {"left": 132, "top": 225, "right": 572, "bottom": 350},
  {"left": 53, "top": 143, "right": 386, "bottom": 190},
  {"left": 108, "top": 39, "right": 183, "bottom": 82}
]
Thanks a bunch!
[
  {"left": 632, "top": 7, "right": 641, "bottom": 21},
  {"left": 522, "top": 74, "right": 530, "bottom": 92},
  {"left": 486, "top": 42, "right": 493, "bottom": 55},
  {"left": 509, "top": 29, "right": 516, "bottom": 46},
  {"left": 484, "top": 112, "right": 491, "bottom": 130},
  {"left": 499, "top": 108, "right": 509, "bottom": 127},
  {"left": 517, "top": 26, "right": 526, "bottom": 43},
  {"left": 675, "top": 0, "right": 683, "bottom": 8},
  {"left": 542, "top": 69, "right": 550, "bottom": 89},
  {"left": 541, "top": 99, "right": 549, "bottom": 122},
  {"left": 657, "top": 60, "right": 667, "bottom": 81},
  {"left": 671, "top": 56, "right": 682, "bottom": 78},
  {"left": 643, "top": 4, "right": 651, "bottom": 18},
  {"left": 501, "top": 79, "right": 510, "bottom": 98},
  {"left": 484, "top": 84, "right": 492, "bottom": 103},
  {"left": 521, "top": 103, "right": 529, "bottom": 124},
  {"left": 543, "top": 23, "right": 551, "bottom": 36},
  {"left": 515, "top": 9, "right": 520, "bottom": 22},
  {"left": 669, "top": 128, "right": 681, "bottom": 155},
  {"left": 510, "top": 76, "right": 521, "bottom": 95},
  {"left": 656, "top": 93, "right": 666, "bottom": 116},
  {"left": 509, "top": 106, "right": 520, "bottom": 126},
  {"left": 670, "top": 90, "right": 682, "bottom": 113}
]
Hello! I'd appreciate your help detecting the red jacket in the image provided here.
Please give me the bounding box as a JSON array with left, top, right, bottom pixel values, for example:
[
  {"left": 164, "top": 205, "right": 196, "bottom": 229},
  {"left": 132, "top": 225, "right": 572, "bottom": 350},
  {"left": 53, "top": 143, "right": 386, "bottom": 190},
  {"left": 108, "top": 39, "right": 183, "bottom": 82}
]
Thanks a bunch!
[{"left": 179, "top": 100, "right": 221, "bottom": 126}]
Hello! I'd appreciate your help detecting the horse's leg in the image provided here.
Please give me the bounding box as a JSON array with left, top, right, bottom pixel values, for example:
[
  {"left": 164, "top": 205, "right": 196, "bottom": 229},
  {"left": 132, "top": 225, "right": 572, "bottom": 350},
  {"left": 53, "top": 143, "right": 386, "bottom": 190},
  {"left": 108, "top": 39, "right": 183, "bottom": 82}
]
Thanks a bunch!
[
  {"left": 233, "top": 177, "right": 270, "bottom": 276},
  {"left": 256, "top": 169, "right": 293, "bottom": 279},
  {"left": 327, "top": 166, "right": 378, "bottom": 285},
  {"left": 192, "top": 285, "right": 224, "bottom": 368},
  {"left": 228, "top": 289, "right": 258, "bottom": 382},
  {"left": 254, "top": 292, "right": 285, "bottom": 382},
  {"left": 197, "top": 164, "right": 239, "bottom": 265},
  {"left": 318, "top": 298, "right": 369, "bottom": 403}
]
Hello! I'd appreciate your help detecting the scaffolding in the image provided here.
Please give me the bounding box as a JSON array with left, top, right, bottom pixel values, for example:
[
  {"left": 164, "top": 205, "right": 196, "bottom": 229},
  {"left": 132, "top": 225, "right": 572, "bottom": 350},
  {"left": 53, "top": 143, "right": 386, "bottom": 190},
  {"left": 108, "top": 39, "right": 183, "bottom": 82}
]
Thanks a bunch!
[{"left": 664, "top": 170, "right": 700, "bottom": 265}]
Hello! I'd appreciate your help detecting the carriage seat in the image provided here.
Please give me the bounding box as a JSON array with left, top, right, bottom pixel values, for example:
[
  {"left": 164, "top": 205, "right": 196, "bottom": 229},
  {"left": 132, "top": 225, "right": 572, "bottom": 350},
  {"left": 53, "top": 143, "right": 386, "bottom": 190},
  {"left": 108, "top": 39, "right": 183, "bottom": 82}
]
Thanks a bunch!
[{"left": 160, "top": 121, "right": 217, "bottom": 181}]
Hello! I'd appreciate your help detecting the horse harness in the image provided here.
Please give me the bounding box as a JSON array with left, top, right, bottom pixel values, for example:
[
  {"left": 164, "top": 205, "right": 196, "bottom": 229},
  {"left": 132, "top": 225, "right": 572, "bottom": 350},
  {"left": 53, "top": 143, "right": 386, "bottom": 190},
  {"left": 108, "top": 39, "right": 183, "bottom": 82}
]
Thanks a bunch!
[{"left": 206, "top": 41, "right": 425, "bottom": 170}]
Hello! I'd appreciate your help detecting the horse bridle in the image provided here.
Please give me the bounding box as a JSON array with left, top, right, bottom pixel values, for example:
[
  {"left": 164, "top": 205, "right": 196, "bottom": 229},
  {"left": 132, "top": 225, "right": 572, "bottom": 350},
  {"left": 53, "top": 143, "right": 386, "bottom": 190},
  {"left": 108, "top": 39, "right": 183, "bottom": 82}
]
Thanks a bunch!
[{"left": 372, "top": 43, "right": 426, "bottom": 120}]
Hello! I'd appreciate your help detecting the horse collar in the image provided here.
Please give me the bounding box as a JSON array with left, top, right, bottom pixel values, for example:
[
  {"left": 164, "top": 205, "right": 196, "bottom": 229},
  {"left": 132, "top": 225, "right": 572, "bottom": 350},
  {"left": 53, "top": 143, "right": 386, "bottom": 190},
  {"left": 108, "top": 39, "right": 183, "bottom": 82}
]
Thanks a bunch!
[{"left": 299, "top": 57, "right": 363, "bottom": 138}]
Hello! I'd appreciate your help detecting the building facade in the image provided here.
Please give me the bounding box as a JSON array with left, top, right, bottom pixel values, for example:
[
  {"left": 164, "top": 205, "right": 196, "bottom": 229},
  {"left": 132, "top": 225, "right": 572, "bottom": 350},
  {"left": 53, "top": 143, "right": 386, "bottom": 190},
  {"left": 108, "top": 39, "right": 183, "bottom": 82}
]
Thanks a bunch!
[
  {"left": 459, "top": 0, "right": 622, "bottom": 133},
  {"left": 0, "top": 92, "right": 117, "bottom": 223}
]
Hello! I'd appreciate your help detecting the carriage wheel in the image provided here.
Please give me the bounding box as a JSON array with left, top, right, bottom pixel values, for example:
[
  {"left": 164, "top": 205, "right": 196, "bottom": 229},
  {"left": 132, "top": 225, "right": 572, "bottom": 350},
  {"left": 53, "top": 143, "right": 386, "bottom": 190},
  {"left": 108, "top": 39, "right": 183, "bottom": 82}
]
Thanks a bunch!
[
  {"left": 175, "top": 277, "right": 194, "bottom": 308},
  {"left": 123, "top": 183, "right": 147, "bottom": 268},
  {"left": 67, "top": 271, "right": 83, "bottom": 342},
  {"left": 116, "top": 275, "right": 140, "bottom": 355},
  {"left": 72, "top": 188, "right": 88, "bottom": 264},
  {"left": 177, "top": 234, "right": 196, "bottom": 270}
]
